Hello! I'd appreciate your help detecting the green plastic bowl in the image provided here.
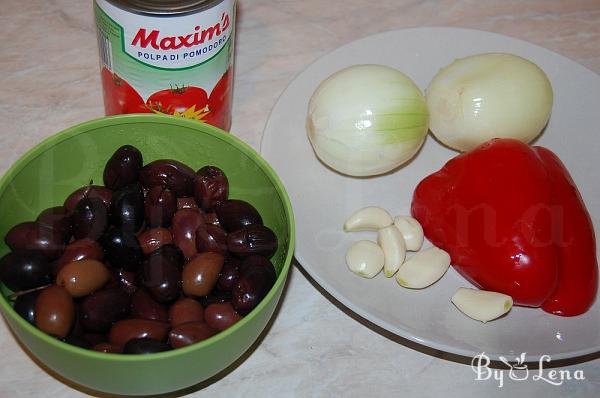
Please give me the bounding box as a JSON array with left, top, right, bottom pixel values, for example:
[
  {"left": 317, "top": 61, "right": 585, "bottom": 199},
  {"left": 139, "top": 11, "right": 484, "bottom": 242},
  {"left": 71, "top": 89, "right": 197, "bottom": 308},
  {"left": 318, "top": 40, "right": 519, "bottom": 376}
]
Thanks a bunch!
[{"left": 0, "top": 114, "right": 295, "bottom": 395}]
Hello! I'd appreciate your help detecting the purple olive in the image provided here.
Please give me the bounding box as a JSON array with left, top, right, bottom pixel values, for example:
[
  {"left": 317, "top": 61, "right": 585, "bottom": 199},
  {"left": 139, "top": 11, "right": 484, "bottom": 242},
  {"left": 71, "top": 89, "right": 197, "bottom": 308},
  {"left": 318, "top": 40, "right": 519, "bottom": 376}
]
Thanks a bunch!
[
  {"left": 147, "top": 244, "right": 184, "bottom": 269},
  {"left": 141, "top": 251, "right": 182, "bottom": 303},
  {"left": 144, "top": 186, "right": 176, "bottom": 227},
  {"left": 139, "top": 159, "right": 196, "bottom": 198},
  {"left": 198, "top": 290, "right": 232, "bottom": 308},
  {"left": 36, "top": 206, "right": 72, "bottom": 243},
  {"left": 63, "top": 334, "right": 93, "bottom": 349},
  {"left": 0, "top": 251, "right": 51, "bottom": 291},
  {"left": 101, "top": 228, "right": 143, "bottom": 271},
  {"left": 177, "top": 197, "right": 198, "bottom": 210},
  {"left": 130, "top": 288, "right": 168, "bottom": 322},
  {"left": 103, "top": 145, "right": 143, "bottom": 191},
  {"left": 239, "top": 255, "right": 277, "bottom": 281},
  {"left": 110, "top": 182, "right": 145, "bottom": 232},
  {"left": 64, "top": 185, "right": 112, "bottom": 212},
  {"left": 195, "top": 224, "right": 227, "bottom": 255},
  {"left": 5, "top": 221, "right": 65, "bottom": 260},
  {"left": 231, "top": 264, "right": 276, "bottom": 315},
  {"left": 171, "top": 208, "right": 205, "bottom": 260},
  {"left": 72, "top": 197, "right": 108, "bottom": 241},
  {"left": 14, "top": 290, "right": 40, "bottom": 325},
  {"left": 216, "top": 257, "right": 241, "bottom": 291},
  {"left": 194, "top": 166, "right": 228, "bottom": 210},
  {"left": 80, "top": 288, "right": 131, "bottom": 333},
  {"left": 123, "top": 338, "right": 171, "bottom": 354},
  {"left": 226, "top": 225, "right": 278, "bottom": 258},
  {"left": 215, "top": 200, "right": 262, "bottom": 232}
]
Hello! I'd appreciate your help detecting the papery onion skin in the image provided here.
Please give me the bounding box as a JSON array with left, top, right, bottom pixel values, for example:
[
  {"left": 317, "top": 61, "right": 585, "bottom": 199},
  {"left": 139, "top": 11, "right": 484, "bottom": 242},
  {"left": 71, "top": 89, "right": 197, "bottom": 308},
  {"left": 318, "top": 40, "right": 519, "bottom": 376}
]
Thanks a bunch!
[
  {"left": 426, "top": 53, "right": 553, "bottom": 152},
  {"left": 306, "top": 64, "right": 429, "bottom": 177}
]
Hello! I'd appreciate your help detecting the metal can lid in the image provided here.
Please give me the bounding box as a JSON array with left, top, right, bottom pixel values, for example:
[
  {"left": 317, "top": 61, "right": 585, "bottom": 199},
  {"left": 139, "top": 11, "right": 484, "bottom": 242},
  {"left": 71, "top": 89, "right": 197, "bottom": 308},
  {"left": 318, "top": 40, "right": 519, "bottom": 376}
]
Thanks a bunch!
[{"left": 103, "top": 0, "right": 226, "bottom": 15}]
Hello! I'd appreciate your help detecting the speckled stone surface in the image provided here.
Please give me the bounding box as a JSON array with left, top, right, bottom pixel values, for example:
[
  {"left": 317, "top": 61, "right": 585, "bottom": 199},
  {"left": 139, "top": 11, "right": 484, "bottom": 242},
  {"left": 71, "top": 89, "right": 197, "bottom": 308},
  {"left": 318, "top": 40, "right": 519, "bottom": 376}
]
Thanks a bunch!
[{"left": 0, "top": 1, "right": 599, "bottom": 397}]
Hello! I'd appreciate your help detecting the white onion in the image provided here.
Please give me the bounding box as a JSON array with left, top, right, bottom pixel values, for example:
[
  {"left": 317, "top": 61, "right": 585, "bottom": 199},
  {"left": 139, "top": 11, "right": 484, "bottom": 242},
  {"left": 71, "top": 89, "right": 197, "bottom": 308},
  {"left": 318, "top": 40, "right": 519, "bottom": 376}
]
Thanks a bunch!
[
  {"left": 306, "top": 64, "right": 429, "bottom": 176},
  {"left": 426, "top": 53, "right": 553, "bottom": 152}
]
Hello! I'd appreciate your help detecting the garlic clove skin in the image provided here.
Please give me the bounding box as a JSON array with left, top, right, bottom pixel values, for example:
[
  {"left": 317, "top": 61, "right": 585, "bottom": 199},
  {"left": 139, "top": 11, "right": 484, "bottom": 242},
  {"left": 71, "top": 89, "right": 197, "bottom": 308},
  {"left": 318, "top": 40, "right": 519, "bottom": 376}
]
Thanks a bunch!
[
  {"left": 378, "top": 225, "right": 406, "bottom": 277},
  {"left": 346, "top": 240, "right": 384, "bottom": 278},
  {"left": 393, "top": 216, "right": 424, "bottom": 251},
  {"left": 344, "top": 206, "right": 393, "bottom": 232},
  {"left": 395, "top": 247, "right": 451, "bottom": 289},
  {"left": 451, "top": 288, "right": 513, "bottom": 323}
]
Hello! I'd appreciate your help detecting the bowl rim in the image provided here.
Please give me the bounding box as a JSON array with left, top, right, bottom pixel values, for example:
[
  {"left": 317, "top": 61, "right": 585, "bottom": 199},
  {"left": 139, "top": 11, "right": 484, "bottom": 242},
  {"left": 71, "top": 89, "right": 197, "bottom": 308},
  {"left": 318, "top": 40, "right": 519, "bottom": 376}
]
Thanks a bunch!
[{"left": 0, "top": 114, "right": 296, "bottom": 362}]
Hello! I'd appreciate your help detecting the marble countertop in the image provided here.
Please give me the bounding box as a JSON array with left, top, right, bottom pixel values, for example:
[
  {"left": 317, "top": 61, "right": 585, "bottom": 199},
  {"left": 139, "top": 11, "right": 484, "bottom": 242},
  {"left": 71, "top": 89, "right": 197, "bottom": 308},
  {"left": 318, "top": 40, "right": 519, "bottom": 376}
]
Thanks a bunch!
[{"left": 0, "top": 0, "right": 599, "bottom": 396}]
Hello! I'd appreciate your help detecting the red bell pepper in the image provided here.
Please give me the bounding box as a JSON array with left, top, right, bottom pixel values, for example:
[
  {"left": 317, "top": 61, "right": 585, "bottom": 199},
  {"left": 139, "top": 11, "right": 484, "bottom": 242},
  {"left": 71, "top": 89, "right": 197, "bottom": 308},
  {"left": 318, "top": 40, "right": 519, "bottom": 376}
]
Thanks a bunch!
[{"left": 411, "top": 138, "right": 597, "bottom": 316}]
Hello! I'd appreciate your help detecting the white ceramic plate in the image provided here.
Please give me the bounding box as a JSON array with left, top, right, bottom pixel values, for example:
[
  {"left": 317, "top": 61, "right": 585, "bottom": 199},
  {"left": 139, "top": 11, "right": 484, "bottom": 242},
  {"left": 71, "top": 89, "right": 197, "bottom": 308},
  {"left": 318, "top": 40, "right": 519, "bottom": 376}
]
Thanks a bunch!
[{"left": 260, "top": 27, "right": 600, "bottom": 361}]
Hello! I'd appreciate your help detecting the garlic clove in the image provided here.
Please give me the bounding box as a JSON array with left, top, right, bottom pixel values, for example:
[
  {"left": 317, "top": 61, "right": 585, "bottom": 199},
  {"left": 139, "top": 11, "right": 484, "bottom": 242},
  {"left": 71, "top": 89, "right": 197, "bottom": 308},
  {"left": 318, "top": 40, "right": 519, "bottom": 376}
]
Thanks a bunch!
[
  {"left": 393, "top": 216, "right": 424, "bottom": 251},
  {"left": 395, "top": 247, "right": 451, "bottom": 289},
  {"left": 377, "top": 225, "right": 406, "bottom": 277},
  {"left": 451, "top": 287, "right": 513, "bottom": 323},
  {"left": 346, "top": 240, "right": 384, "bottom": 278},
  {"left": 344, "top": 207, "right": 393, "bottom": 232}
]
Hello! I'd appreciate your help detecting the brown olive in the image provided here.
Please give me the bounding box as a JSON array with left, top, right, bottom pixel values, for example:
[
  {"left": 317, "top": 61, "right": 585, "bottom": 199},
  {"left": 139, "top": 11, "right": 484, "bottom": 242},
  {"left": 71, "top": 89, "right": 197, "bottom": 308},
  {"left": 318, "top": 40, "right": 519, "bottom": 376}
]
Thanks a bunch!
[
  {"left": 34, "top": 285, "right": 75, "bottom": 338},
  {"left": 109, "top": 318, "right": 170, "bottom": 347},
  {"left": 204, "top": 212, "right": 220, "bottom": 226},
  {"left": 171, "top": 208, "right": 205, "bottom": 260},
  {"left": 53, "top": 238, "right": 104, "bottom": 275},
  {"left": 92, "top": 342, "right": 122, "bottom": 353},
  {"left": 194, "top": 166, "right": 228, "bottom": 210},
  {"left": 72, "top": 197, "right": 109, "bottom": 241},
  {"left": 36, "top": 206, "right": 72, "bottom": 243},
  {"left": 145, "top": 186, "right": 177, "bottom": 227},
  {"left": 56, "top": 259, "right": 111, "bottom": 297},
  {"left": 103, "top": 145, "right": 143, "bottom": 191},
  {"left": 204, "top": 303, "right": 243, "bottom": 331},
  {"left": 215, "top": 200, "right": 263, "bottom": 232},
  {"left": 168, "top": 321, "right": 216, "bottom": 349},
  {"left": 177, "top": 197, "right": 198, "bottom": 210},
  {"left": 195, "top": 224, "right": 227, "bottom": 255},
  {"left": 138, "top": 227, "right": 173, "bottom": 256},
  {"left": 64, "top": 185, "right": 113, "bottom": 212},
  {"left": 182, "top": 252, "right": 224, "bottom": 297},
  {"left": 168, "top": 297, "right": 204, "bottom": 327},
  {"left": 227, "top": 225, "right": 278, "bottom": 258},
  {"left": 130, "top": 289, "right": 168, "bottom": 322},
  {"left": 139, "top": 159, "right": 196, "bottom": 197},
  {"left": 5, "top": 221, "right": 65, "bottom": 260}
]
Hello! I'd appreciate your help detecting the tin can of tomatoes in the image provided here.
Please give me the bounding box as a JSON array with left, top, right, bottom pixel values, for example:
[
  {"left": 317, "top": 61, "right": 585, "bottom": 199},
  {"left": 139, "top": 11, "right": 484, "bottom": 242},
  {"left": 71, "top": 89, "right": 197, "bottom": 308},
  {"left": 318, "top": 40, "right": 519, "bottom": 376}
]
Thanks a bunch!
[{"left": 94, "top": 0, "right": 235, "bottom": 131}]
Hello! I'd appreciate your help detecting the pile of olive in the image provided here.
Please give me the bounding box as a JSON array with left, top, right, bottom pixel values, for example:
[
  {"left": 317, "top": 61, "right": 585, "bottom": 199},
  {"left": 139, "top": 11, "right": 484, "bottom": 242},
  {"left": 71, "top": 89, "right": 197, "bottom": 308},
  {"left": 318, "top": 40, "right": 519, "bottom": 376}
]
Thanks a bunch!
[{"left": 0, "top": 145, "right": 278, "bottom": 354}]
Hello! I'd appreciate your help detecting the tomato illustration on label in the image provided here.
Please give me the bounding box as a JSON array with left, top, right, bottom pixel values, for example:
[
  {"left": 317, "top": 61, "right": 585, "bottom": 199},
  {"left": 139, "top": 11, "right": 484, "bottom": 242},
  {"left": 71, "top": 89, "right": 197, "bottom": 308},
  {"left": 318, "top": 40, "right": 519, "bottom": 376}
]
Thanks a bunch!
[
  {"left": 205, "top": 68, "right": 233, "bottom": 130},
  {"left": 101, "top": 67, "right": 150, "bottom": 115},
  {"left": 146, "top": 86, "right": 209, "bottom": 120}
]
